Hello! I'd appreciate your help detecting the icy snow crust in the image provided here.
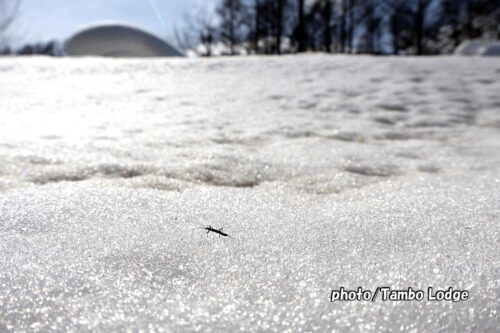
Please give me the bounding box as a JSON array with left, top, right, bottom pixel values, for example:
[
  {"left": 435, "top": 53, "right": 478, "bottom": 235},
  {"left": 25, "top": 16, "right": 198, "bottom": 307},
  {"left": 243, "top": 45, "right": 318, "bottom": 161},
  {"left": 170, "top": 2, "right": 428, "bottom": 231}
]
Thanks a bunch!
[{"left": 0, "top": 55, "right": 499, "bottom": 332}]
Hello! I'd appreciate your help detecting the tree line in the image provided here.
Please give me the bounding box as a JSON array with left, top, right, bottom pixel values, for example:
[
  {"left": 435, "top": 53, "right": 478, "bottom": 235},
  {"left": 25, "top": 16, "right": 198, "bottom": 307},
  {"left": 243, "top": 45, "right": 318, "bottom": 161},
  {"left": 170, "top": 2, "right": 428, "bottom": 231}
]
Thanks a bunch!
[
  {"left": 176, "top": 0, "right": 500, "bottom": 56},
  {"left": 0, "top": 41, "right": 62, "bottom": 56},
  {"left": 0, "top": 0, "right": 62, "bottom": 56},
  {"left": 1, "top": 0, "right": 498, "bottom": 57}
]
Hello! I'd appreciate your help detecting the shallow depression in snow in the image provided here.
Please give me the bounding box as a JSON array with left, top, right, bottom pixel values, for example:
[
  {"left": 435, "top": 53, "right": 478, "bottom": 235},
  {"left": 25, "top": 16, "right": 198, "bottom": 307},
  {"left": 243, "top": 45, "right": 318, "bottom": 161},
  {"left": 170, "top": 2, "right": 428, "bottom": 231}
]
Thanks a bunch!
[{"left": 0, "top": 55, "right": 499, "bottom": 332}]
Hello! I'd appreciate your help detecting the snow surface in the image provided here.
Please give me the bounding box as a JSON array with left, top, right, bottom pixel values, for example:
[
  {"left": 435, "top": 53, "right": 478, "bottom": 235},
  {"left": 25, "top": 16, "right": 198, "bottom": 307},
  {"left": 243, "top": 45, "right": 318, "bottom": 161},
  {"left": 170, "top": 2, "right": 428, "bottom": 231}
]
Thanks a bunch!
[{"left": 0, "top": 55, "right": 499, "bottom": 332}]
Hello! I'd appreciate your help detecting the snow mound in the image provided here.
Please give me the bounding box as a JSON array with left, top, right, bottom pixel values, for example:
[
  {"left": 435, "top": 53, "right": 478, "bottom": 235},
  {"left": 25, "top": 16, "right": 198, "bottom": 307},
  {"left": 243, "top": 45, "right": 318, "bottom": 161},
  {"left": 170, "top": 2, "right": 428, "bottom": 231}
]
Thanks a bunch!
[
  {"left": 481, "top": 44, "right": 500, "bottom": 56},
  {"left": 454, "top": 40, "right": 500, "bottom": 56}
]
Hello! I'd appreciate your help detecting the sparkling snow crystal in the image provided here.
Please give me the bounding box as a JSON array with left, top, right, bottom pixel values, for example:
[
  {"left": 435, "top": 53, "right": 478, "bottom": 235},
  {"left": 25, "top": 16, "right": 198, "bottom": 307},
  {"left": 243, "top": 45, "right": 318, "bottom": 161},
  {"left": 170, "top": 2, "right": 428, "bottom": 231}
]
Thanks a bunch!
[{"left": 0, "top": 55, "right": 499, "bottom": 332}]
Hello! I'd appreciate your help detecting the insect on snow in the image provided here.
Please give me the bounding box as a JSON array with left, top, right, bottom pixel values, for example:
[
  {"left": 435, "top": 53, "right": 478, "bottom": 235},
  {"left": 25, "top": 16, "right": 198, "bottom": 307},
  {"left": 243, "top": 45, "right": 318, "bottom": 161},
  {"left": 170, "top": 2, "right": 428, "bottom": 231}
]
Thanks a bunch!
[
  {"left": 204, "top": 225, "right": 230, "bottom": 238},
  {"left": 193, "top": 224, "right": 237, "bottom": 242}
]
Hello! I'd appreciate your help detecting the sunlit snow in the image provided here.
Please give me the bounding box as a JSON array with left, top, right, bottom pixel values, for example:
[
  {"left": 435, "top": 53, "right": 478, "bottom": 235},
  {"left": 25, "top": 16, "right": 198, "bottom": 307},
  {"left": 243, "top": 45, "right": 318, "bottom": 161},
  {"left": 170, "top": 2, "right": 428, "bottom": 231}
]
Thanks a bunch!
[{"left": 0, "top": 55, "right": 499, "bottom": 332}]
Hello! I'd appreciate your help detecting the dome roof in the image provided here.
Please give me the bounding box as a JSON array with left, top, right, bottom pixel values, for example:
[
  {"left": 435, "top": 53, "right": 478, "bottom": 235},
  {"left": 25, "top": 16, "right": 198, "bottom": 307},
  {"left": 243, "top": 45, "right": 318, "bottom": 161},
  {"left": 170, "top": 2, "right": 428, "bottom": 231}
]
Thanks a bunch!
[{"left": 65, "top": 22, "right": 184, "bottom": 58}]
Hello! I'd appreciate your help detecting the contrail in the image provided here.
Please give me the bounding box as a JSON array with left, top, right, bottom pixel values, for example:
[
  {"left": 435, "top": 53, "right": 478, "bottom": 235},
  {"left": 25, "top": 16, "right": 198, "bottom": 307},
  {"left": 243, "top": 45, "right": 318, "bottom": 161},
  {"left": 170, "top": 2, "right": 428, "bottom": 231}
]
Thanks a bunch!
[{"left": 148, "top": 0, "right": 166, "bottom": 27}]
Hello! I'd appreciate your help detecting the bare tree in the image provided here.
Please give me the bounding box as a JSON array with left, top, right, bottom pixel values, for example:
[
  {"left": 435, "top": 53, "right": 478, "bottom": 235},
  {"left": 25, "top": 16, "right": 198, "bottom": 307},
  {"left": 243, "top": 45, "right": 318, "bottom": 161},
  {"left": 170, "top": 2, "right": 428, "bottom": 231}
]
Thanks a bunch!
[
  {"left": 217, "top": 0, "right": 247, "bottom": 55},
  {"left": 295, "top": 0, "right": 307, "bottom": 52},
  {"left": 346, "top": 0, "right": 358, "bottom": 53},
  {"left": 357, "top": 0, "right": 384, "bottom": 54},
  {"left": 249, "top": 0, "right": 262, "bottom": 53},
  {"left": 248, "top": 0, "right": 289, "bottom": 54},
  {"left": 273, "top": 0, "right": 287, "bottom": 54},
  {"left": 0, "top": 0, "right": 21, "bottom": 50},
  {"left": 171, "top": 6, "right": 217, "bottom": 56},
  {"left": 319, "top": 0, "right": 334, "bottom": 52},
  {"left": 413, "top": 0, "right": 433, "bottom": 55},
  {"left": 172, "top": 18, "right": 196, "bottom": 53},
  {"left": 385, "top": 0, "right": 409, "bottom": 55},
  {"left": 244, "top": 0, "right": 270, "bottom": 54},
  {"left": 338, "top": 0, "right": 347, "bottom": 52},
  {"left": 177, "top": 0, "right": 499, "bottom": 57}
]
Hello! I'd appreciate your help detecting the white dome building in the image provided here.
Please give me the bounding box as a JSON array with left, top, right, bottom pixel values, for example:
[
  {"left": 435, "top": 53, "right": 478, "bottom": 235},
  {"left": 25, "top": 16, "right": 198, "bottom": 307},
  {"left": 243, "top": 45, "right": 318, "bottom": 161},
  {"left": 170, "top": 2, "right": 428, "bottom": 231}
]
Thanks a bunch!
[{"left": 65, "top": 22, "right": 184, "bottom": 57}]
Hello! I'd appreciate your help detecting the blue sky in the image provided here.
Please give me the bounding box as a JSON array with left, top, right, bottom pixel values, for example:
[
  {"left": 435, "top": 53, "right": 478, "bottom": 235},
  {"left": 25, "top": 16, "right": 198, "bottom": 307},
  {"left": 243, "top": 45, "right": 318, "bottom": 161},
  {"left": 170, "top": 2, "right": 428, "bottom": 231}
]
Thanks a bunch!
[{"left": 14, "top": 0, "right": 216, "bottom": 46}]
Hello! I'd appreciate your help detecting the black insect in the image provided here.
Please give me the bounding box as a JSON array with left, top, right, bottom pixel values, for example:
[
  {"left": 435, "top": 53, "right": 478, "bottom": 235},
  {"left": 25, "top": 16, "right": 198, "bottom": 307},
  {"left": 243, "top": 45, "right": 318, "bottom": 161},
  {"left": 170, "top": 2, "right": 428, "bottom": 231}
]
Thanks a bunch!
[{"left": 204, "top": 225, "right": 230, "bottom": 238}]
